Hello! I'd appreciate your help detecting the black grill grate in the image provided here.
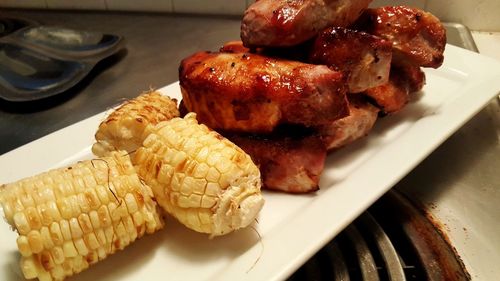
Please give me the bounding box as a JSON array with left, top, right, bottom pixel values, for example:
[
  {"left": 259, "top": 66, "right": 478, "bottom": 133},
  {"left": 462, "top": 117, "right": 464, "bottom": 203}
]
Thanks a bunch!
[{"left": 288, "top": 191, "right": 470, "bottom": 281}]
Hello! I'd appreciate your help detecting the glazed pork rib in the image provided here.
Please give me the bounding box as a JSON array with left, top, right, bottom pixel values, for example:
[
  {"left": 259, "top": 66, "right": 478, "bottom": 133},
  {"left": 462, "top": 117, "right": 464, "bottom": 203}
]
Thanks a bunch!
[
  {"left": 225, "top": 96, "right": 380, "bottom": 192},
  {"left": 317, "top": 95, "right": 379, "bottom": 151},
  {"left": 179, "top": 51, "right": 349, "bottom": 133},
  {"left": 354, "top": 6, "right": 446, "bottom": 68},
  {"left": 227, "top": 133, "right": 327, "bottom": 193},
  {"left": 364, "top": 64, "right": 425, "bottom": 114},
  {"left": 309, "top": 27, "right": 393, "bottom": 93},
  {"left": 241, "top": 0, "right": 373, "bottom": 47}
]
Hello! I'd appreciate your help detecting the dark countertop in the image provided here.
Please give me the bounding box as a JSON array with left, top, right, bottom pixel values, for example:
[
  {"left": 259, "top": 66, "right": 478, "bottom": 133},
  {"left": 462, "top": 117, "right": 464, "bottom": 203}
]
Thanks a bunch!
[{"left": 0, "top": 10, "right": 242, "bottom": 154}]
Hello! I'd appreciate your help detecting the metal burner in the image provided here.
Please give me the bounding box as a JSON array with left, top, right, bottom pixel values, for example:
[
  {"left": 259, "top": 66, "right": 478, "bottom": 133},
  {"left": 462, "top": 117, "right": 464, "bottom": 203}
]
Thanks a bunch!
[{"left": 288, "top": 191, "right": 469, "bottom": 281}]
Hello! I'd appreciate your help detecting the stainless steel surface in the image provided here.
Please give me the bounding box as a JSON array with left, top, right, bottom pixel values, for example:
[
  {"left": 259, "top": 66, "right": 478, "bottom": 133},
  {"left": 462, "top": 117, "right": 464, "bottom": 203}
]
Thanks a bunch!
[
  {"left": 0, "top": 10, "right": 241, "bottom": 154},
  {"left": 443, "top": 23, "right": 479, "bottom": 52}
]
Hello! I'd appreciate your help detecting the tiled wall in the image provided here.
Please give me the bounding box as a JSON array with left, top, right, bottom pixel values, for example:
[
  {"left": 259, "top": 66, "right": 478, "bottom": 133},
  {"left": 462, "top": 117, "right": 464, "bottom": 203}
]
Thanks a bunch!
[{"left": 1, "top": 0, "right": 499, "bottom": 31}]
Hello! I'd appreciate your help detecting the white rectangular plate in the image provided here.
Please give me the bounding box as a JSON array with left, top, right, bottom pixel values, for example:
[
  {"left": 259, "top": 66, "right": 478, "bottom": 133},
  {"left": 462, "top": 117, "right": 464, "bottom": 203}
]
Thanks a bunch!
[{"left": 1, "top": 45, "right": 500, "bottom": 281}]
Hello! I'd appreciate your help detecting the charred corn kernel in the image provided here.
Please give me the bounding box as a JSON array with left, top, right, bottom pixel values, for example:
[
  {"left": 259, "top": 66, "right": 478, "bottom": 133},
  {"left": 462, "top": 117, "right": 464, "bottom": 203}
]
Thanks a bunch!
[
  {"left": 49, "top": 223, "right": 63, "bottom": 246},
  {"left": 0, "top": 152, "right": 164, "bottom": 281},
  {"left": 134, "top": 113, "right": 264, "bottom": 236},
  {"left": 92, "top": 91, "right": 180, "bottom": 157},
  {"left": 40, "top": 251, "right": 55, "bottom": 271}
]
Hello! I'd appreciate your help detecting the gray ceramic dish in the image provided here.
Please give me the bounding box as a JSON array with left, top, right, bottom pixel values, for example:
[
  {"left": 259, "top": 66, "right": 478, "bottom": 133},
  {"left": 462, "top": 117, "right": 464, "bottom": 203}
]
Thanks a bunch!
[{"left": 0, "top": 19, "right": 124, "bottom": 102}]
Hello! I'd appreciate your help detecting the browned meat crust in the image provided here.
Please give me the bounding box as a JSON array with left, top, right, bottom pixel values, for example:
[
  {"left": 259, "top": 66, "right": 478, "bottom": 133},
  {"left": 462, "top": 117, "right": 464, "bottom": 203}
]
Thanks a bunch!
[
  {"left": 309, "top": 27, "right": 392, "bottom": 93},
  {"left": 317, "top": 95, "right": 379, "bottom": 151},
  {"left": 363, "top": 64, "right": 426, "bottom": 114},
  {"left": 219, "top": 40, "right": 252, "bottom": 54},
  {"left": 179, "top": 51, "right": 349, "bottom": 133},
  {"left": 354, "top": 6, "right": 446, "bottom": 68},
  {"left": 227, "top": 133, "right": 326, "bottom": 193},
  {"left": 241, "top": 0, "right": 373, "bottom": 47}
]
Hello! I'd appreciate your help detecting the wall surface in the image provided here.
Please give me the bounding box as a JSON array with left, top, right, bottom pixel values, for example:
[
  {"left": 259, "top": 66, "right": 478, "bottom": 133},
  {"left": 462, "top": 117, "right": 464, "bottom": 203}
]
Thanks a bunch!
[{"left": 1, "top": 0, "right": 499, "bottom": 31}]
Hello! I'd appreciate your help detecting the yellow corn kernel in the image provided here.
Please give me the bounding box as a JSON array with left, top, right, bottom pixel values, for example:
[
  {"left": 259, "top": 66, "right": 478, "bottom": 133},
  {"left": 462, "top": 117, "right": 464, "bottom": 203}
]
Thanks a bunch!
[
  {"left": 13, "top": 212, "right": 30, "bottom": 235},
  {"left": 62, "top": 241, "right": 78, "bottom": 258},
  {"left": 40, "top": 227, "right": 55, "bottom": 249},
  {"left": 20, "top": 256, "right": 39, "bottom": 279},
  {"left": 17, "top": 236, "right": 32, "bottom": 257},
  {"left": 134, "top": 113, "right": 264, "bottom": 236},
  {"left": 0, "top": 151, "right": 164, "bottom": 280},
  {"left": 49, "top": 222, "right": 63, "bottom": 246},
  {"left": 51, "top": 246, "right": 65, "bottom": 265},
  {"left": 74, "top": 238, "right": 89, "bottom": 256},
  {"left": 92, "top": 91, "right": 180, "bottom": 157},
  {"left": 27, "top": 230, "right": 44, "bottom": 254}
]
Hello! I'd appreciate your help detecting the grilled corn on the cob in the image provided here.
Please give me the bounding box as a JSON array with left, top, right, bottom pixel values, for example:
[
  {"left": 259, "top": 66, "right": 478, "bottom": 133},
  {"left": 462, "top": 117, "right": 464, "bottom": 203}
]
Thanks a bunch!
[
  {"left": 134, "top": 113, "right": 264, "bottom": 236},
  {"left": 0, "top": 152, "right": 164, "bottom": 281},
  {"left": 92, "top": 91, "right": 179, "bottom": 157}
]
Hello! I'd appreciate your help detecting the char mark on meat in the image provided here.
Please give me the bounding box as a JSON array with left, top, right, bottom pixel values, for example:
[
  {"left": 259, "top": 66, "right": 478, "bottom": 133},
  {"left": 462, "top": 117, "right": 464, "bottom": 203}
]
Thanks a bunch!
[
  {"left": 363, "top": 64, "right": 426, "bottom": 114},
  {"left": 354, "top": 6, "right": 446, "bottom": 68},
  {"left": 309, "top": 27, "right": 392, "bottom": 93},
  {"left": 179, "top": 51, "right": 349, "bottom": 133},
  {"left": 227, "top": 130, "right": 326, "bottom": 193},
  {"left": 317, "top": 95, "right": 379, "bottom": 151}
]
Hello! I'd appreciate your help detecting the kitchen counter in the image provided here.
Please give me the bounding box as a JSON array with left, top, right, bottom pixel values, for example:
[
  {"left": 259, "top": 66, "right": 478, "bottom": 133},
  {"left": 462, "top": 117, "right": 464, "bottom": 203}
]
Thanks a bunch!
[{"left": 0, "top": 10, "right": 243, "bottom": 154}]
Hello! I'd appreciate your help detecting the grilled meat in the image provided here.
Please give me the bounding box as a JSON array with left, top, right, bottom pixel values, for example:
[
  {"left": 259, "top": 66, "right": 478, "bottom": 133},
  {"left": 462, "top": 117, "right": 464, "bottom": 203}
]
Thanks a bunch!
[
  {"left": 241, "top": 0, "right": 373, "bottom": 47},
  {"left": 317, "top": 95, "right": 379, "bottom": 151},
  {"left": 221, "top": 40, "right": 312, "bottom": 62},
  {"left": 178, "top": 4, "right": 445, "bottom": 194},
  {"left": 401, "top": 64, "right": 426, "bottom": 93},
  {"left": 179, "top": 51, "right": 349, "bottom": 133},
  {"left": 364, "top": 64, "right": 425, "bottom": 114},
  {"left": 309, "top": 27, "right": 392, "bottom": 93},
  {"left": 220, "top": 40, "right": 252, "bottom": 54},
  {"left": 228, "top": 132, "right": 326, "bottom": 193},
  {"left": 354, "top": 6, "right": 446, "bottom": 68}
]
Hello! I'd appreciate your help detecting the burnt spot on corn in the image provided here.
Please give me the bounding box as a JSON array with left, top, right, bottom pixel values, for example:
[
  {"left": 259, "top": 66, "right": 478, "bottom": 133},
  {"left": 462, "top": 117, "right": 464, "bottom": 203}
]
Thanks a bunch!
[
  {"left": 175, "top": 158, "right": 189, "bottom": 172},
  {"left": 134, "top": 190, "right": 145, "bottom": 208}
]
